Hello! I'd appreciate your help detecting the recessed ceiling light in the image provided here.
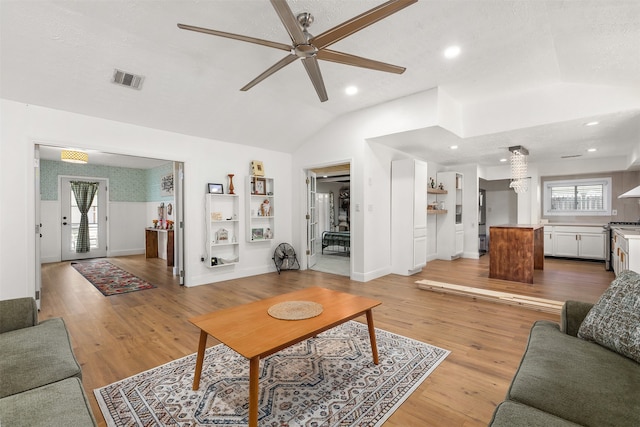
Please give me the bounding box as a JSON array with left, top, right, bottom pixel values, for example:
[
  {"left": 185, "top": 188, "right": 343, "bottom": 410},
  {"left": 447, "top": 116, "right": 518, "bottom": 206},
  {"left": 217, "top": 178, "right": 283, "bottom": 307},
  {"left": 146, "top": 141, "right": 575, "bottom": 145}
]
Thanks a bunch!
[
  {"left": 450, "top": 145, "right": 458, "bottom": 150},
  {"left": 587, "top": 148, "right": 597, "bottom": 152},
  {"left": 345, "top": 86, "right": 358, "bottom": 95},
  {"left": 500, "top": 158, "right": 507, "bottom": 162},
  {"left": 444, "top": 45, "right": 461, "bottom": 59},
  {"left": 585, "top": 121, "right": 599, "bottom": 126},
  {"left": 323, "top": 175, "right": 328, "bottom": 178}
]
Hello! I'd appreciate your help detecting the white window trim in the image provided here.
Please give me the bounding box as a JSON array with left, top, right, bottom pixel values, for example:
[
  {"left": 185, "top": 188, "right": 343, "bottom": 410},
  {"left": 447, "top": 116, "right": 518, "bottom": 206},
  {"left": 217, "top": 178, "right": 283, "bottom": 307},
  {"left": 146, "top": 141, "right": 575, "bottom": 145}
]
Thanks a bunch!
[{"left": 543, "top": 177, "right": 612, "bottom": 216}]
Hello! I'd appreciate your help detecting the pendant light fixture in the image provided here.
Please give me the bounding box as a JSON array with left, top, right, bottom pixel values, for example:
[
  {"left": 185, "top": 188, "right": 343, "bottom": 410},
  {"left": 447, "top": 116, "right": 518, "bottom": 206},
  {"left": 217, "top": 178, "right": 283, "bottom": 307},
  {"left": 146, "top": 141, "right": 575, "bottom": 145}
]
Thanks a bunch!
[{"left": 508, "top": 145, "right": 528, "bottom": 194}]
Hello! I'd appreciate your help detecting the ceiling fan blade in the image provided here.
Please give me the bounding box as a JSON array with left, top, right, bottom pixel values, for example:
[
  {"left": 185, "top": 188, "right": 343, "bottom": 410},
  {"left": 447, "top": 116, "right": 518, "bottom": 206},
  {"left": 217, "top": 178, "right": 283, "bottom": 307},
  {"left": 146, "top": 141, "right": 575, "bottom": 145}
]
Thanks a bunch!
[
  {"left": 317, "top": 49, "right": 406, "bottom": 74},
  {"left": 177, "top": 23, "right": 292, "bottom": 52},
  {"left": 310, "top": 0, "right": 417, "bottom": 50},
  {"left": 270, "top": 0, "right": 307, "bottom": 45},
  {"left": 301, "top": 57, "right": 328, "bottom": 102},
  {"left": 240, "top": 54, "right": 298, "bottom": 92}
]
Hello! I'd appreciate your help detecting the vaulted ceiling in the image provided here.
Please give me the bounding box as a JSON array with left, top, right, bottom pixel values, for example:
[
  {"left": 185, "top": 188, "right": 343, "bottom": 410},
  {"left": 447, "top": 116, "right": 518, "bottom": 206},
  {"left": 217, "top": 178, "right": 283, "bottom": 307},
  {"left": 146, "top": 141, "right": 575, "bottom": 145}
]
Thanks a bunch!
[{"left": 2, "top": 1, "right": 639, "bottom": 167}]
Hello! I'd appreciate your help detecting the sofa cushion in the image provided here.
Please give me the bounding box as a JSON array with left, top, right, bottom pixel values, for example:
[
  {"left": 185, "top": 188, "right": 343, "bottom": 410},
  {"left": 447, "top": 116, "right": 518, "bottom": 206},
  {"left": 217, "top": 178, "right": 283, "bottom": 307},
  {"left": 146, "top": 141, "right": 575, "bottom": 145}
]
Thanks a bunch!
[
  {"left": 0, "top": 317, "right": 82, "bottom": 398},
  {"left": 507, "top": 320, "right": 640, "bottom": 427},
  {"left": 578, "top": 269, "right": 640, "bottom": 363},
  {"left": 0, "top": 297, "right": 38, "bottom": 333},
  {"left": 0, "top": 377, "right": 96, "bottom": 427},
  {"left": 489, "top": 401, "right": 582, "bottom": 427}
]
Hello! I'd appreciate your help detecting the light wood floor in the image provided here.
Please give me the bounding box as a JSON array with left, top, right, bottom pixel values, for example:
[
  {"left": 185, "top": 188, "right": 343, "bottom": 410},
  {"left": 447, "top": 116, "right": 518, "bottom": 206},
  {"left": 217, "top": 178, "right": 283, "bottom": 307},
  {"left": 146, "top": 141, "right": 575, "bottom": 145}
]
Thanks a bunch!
[{"left": 39, "top": 255, "right": 613, "bottom": 427}]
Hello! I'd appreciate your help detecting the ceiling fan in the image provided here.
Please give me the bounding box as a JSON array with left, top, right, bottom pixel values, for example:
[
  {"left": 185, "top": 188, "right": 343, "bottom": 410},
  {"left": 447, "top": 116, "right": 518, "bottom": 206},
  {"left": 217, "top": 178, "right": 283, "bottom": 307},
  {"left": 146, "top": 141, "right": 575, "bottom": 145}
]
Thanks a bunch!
[{"left": 178, "top": 0, "right": 417, "bottom": 102}]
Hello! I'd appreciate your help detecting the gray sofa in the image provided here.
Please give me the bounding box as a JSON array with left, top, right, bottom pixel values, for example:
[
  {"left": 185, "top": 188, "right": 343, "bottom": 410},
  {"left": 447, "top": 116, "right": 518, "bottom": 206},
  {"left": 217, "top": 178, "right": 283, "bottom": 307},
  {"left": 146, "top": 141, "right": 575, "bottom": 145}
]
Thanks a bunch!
[
  {"left": 489, "top": 299, "right": 640, "bottom": 426},
  {"left": 0, "top": 297, "right": 97, "bottom": 427}
]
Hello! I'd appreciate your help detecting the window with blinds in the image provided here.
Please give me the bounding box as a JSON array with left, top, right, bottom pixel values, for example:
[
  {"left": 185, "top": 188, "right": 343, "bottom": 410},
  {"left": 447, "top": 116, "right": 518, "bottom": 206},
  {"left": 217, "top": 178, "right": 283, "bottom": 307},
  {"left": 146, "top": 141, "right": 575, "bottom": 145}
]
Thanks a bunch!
[{"left": 544, "top": 178, "right": 611, "bottom": 216}]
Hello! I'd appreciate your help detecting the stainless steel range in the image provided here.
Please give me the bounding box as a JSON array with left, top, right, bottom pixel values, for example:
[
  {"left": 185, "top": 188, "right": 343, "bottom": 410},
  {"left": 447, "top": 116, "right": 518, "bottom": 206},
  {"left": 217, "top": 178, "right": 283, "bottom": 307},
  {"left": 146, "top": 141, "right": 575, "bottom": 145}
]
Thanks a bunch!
[{"left": 604, "top": 221, "right": 640, "bottom": 270}]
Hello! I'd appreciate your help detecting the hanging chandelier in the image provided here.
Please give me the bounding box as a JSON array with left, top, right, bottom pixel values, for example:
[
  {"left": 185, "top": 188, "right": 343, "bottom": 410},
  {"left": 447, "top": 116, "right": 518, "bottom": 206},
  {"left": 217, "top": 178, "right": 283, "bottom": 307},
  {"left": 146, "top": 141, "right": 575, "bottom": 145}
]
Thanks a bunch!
[
  {"left": 61, "top": 149, "right": 88, "bottom": 164},
  {"left": 508, "top": 145, "right": 528, "bottom": 193}
]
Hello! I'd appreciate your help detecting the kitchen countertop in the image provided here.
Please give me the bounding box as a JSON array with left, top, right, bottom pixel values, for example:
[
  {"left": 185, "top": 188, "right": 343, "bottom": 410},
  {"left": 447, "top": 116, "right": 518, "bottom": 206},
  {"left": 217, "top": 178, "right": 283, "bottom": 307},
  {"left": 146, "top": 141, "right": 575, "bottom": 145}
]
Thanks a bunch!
[
  {"left": 542, "top": 223, "right": 607, "bottom": 227},
  {"left": 612, "top": 228, "right": 640, "bottom": 239}
]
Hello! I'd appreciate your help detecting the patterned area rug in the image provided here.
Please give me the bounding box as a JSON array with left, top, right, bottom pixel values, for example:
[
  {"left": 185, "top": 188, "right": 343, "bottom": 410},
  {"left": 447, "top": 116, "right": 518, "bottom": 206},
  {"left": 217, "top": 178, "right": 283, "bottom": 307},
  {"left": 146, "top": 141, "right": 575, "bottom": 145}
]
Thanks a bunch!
[
  {"left": 71, "top": 259, "right": 156, "bottom": 296},
  {"left": 95, "top": 321, "right": 449, "bottom": 426}
]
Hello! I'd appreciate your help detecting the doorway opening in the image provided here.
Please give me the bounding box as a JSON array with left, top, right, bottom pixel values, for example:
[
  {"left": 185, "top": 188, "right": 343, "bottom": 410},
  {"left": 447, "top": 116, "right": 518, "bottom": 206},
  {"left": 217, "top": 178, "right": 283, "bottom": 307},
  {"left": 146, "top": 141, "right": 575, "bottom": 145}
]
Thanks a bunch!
[
  {"left": 307, "top": 163, "right": 351, "bottom": 277},
  {"left": 34, "top": 144, "right": 185, "bottom": 306}
]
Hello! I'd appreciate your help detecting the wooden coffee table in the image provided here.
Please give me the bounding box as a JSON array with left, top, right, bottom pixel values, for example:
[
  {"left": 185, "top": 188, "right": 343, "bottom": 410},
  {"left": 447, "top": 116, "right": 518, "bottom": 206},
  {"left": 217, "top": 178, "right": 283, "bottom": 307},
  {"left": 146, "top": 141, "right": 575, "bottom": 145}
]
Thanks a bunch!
[{"left": 188, "top": 286, "right": 381, "bottom": 427}]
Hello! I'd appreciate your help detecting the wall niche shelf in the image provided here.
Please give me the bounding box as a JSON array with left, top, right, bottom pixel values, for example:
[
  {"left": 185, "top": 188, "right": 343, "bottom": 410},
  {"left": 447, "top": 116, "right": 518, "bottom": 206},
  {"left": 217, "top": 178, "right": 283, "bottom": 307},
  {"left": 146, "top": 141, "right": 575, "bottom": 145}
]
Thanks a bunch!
[
  {"left": 246, "top": 176, "right": 275, "bottom": 242},
  {"left": 206, "top": 193, "right": 240, "bottom": 268}
]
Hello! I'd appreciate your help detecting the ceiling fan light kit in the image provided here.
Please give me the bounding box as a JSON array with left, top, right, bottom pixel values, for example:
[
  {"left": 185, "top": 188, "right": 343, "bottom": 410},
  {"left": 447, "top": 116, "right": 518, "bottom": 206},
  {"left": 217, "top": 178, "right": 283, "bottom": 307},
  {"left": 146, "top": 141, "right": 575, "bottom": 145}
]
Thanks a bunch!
[{"left": 178, "top": 0, "right": 417, "bottom": 102}]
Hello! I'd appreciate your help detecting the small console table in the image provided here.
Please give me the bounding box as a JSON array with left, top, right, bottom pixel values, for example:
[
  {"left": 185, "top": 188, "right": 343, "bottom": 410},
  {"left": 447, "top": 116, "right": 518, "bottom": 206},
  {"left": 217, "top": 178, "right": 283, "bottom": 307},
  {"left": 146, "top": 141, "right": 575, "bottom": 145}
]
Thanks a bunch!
[{"left": 145, "top": 228, "right": 174, "bottom": 266}]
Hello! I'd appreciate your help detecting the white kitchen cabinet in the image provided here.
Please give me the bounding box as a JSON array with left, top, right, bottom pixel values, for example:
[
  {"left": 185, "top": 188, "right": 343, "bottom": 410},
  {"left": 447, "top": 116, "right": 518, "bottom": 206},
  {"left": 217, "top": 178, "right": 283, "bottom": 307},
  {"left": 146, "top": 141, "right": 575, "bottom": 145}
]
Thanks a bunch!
[
  {"left": 612, "top": 228, "right": 640, "bottom": 275},
  {"left": 546, "top": 226, "right": 605, "bottom": 260},
  {"left": 543, "top": 226, "right": 553, "bottom": 256},
  {"left": 436, "top": 171, "right": 463, "bottom": 260},
  {"left": 391, "top": 159, "right": 428, "bottom": 275}
]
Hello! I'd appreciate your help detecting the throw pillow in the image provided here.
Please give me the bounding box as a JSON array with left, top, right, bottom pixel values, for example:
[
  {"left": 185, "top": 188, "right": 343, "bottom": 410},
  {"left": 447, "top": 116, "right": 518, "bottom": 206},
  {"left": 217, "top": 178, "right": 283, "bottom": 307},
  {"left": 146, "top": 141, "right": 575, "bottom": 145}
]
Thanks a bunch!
[{"left": 578, "top": 269, "right": 640, "bottom": 363}]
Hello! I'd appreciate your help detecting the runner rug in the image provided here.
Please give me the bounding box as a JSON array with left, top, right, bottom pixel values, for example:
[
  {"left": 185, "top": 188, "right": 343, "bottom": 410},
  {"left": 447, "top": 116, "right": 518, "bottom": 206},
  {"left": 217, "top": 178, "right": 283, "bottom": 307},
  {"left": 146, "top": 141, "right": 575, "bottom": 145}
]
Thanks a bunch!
[
  {"left": 95, "top": 320, "right": 450, "bottom": 426},
  {"left": 71, "top": 259, "right": 156, "bottom": 296}
]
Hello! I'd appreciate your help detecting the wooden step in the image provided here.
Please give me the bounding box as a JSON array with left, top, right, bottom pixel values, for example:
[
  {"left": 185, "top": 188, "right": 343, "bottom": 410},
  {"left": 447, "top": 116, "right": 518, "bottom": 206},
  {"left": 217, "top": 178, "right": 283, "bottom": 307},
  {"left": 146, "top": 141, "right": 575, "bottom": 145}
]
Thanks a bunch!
[{"left": 415, "top": 279, "right": 564, "bottom": 314}]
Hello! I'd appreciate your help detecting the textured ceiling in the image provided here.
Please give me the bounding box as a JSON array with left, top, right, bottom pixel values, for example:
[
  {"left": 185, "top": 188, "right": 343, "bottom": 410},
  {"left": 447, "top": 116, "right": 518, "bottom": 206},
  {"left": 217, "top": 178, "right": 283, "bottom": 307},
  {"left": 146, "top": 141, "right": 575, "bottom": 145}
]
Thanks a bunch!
[{"left": 2, "top": 0, "right": 639, "bottom": 167}]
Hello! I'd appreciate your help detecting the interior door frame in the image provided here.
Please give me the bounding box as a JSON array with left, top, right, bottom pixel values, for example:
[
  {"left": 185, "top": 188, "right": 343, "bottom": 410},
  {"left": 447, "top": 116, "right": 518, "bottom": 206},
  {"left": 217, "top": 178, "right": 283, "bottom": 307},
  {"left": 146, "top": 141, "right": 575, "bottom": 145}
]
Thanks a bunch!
[
  {"left": 174, "top": 161, "right": 185, "bottom": 285},
  {"left": 306, "top": 170, "right": 318, "bottom": 268},
  {"left": 303, "top": 161, "right": 352, "bottom": 277},
  {"left": 35, "top": 144, "right": 187, "bottom": 293},
  {"left": 34, "top": 146, "right": 42, "bottom": 308}
]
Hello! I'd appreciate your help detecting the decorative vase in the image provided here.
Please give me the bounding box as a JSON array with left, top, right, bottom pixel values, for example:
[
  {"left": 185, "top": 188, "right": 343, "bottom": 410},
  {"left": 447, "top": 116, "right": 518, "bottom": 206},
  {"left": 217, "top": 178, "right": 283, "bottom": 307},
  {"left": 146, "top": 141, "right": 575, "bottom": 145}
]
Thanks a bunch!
[{"left": 228, "top": 174, "right": 235, "bottom": 194}]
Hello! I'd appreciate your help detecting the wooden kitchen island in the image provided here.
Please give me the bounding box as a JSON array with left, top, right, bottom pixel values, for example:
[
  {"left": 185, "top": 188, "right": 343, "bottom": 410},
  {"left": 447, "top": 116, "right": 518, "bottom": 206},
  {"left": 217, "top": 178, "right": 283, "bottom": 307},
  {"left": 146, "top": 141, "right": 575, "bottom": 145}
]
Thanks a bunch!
[{"left": 489, "top": 224, "right": 544, "bottom": 284}]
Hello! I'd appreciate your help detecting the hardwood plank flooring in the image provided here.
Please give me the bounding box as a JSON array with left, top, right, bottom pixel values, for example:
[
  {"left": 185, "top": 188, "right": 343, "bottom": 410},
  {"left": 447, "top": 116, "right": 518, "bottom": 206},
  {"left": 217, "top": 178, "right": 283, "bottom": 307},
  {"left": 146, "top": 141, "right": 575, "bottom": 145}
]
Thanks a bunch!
[{"left": 39, "top": 255, "right": 613, "bottom": 427}]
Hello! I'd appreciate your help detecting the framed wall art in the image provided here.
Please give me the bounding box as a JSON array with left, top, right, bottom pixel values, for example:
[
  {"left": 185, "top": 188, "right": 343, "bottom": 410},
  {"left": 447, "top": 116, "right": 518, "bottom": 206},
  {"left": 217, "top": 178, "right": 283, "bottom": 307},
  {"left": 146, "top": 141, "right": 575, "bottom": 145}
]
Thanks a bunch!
[{"left": 161, "top": 173, "right": 174, "bottom": 196}]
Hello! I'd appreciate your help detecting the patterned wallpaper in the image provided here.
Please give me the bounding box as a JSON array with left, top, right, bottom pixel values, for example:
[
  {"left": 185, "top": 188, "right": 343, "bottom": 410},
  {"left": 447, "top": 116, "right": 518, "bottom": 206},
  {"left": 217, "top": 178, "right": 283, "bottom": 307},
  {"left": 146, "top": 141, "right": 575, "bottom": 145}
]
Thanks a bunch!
[{"left": 40, "top": 160, "right": 173, "bottom": 202}]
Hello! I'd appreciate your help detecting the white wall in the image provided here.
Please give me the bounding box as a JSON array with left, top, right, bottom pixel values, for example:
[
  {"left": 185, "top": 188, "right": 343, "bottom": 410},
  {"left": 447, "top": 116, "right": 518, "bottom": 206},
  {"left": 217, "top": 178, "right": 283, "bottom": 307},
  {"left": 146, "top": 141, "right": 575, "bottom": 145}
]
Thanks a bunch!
[
  {"left": 0, "top": 99, "right": 292, "bottom": 300},
  {"left": 292, "top": 90, "right": 441, "bottom": 282},
  {"left": 110, "top": 202, "right": 148, "bottom": 257}
]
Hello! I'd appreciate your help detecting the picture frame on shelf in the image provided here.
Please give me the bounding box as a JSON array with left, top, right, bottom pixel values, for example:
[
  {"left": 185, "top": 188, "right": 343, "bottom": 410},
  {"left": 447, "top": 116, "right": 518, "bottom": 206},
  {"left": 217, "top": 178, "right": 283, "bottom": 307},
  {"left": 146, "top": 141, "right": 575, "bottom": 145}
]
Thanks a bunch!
[
  {"left": 254, "top": 178, "right": 266, "bottom": 195},
  {"left": 216, "top": 228, "right": 229, "bottom": 243},
  {"left": 251, "top": 228, "right": 264, "bottom": 240},
  {"left": 208, "top": 183, "right": 224, "bottom": 194}
]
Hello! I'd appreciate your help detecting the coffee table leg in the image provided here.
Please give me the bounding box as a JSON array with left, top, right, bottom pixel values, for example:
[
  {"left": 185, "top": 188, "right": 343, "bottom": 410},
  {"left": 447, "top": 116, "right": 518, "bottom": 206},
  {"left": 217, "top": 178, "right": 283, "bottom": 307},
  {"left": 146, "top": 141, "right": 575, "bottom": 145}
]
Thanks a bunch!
[
  {"left": 192, "top": 330, "right": 208, "bottom": 390},
  {"left": 249, "top": 356, "right": 260, "bottom": 427},
  {"left": 366, "top": 309, "right": 379, "bottom": 365}
]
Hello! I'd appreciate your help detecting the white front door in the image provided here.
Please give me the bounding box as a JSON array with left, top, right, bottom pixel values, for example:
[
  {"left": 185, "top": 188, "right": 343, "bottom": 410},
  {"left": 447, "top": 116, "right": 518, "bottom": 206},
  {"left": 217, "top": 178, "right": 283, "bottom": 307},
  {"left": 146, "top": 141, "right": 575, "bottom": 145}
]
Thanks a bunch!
[
  {"left": 60, "top": 177, "right": 108, "bottom": 261},
  {"left": 306, "top": 171, "right": 318, "bottom": 268}
]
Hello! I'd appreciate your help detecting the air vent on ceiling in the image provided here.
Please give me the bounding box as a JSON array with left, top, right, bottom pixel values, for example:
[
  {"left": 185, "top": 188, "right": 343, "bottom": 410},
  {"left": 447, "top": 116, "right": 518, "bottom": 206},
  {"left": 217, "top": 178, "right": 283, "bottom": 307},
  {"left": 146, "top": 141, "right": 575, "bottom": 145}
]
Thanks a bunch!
[
  {"left": 561, "top": 154, "right": 583, "bottom": 159},
  {"left": 112, "top": 69, "right": 144, "bottom": 90}
]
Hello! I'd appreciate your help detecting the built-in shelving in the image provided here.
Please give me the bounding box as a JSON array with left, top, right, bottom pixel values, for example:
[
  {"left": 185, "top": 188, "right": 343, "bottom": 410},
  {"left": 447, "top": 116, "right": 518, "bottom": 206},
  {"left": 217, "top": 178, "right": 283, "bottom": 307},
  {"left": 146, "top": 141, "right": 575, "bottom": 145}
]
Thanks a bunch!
[
  {"left": 427, "top": 187, "right": 448, "bottom": 214},
  {"left": 206, "top": 193, "right": 239, "bottom": 268},
  {"left": 246, "top": 176, "right": 275, "bottom": 242}
]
